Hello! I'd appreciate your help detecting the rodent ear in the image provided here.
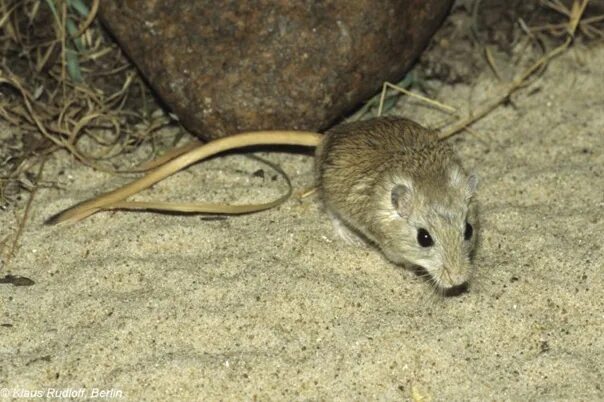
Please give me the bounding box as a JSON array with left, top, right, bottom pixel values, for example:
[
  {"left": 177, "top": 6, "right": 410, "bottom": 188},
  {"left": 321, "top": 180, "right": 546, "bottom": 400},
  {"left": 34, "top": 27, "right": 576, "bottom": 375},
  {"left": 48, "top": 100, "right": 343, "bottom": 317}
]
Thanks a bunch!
[
  {"left": 450, "top": 167, "right": 478, "bottom": 199},
  {"left": 391, "top": 182, "right": 414, "bottom": 217},
  {"left": 466, "top": 173, "right": 478, "bottom": 197}
]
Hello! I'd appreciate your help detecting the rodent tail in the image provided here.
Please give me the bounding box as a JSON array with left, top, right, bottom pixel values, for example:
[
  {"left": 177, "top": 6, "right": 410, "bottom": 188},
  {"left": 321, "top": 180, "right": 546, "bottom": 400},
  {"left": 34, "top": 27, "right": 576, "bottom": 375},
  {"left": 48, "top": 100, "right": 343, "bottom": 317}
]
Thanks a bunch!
[{"left": 46, "top": 131, "right": 323, "bottom": 225}]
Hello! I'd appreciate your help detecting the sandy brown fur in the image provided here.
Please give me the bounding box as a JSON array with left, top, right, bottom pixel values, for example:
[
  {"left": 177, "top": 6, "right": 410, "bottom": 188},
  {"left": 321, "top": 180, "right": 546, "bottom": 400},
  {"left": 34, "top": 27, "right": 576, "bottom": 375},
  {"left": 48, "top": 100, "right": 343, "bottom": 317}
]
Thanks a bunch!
[{"left": 316, "top": 117, "right": 478, "bottom": 291}]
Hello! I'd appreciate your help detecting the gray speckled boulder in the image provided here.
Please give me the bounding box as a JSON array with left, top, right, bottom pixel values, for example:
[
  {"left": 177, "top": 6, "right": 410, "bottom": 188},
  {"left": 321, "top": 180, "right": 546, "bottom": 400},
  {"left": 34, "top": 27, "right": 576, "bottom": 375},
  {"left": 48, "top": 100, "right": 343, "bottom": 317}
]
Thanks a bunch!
[{"left": 100, "top": 1, "right": 453, "bottom": 139}]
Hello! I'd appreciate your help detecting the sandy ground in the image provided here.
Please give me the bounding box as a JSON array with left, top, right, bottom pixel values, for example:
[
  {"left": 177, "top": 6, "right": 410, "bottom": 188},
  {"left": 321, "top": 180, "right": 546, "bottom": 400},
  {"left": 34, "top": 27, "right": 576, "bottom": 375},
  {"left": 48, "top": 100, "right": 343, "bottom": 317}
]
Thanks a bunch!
[{"left": 1, "top": 41, "right": 603, "bottom": 400}]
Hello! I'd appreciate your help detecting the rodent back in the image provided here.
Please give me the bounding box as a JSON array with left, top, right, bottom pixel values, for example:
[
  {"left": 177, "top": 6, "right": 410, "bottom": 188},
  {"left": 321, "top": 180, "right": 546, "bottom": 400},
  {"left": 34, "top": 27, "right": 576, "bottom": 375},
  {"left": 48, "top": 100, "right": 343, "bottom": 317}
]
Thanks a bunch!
[{"left": 315, "top": 117, "right": 441, "bottom": 226}]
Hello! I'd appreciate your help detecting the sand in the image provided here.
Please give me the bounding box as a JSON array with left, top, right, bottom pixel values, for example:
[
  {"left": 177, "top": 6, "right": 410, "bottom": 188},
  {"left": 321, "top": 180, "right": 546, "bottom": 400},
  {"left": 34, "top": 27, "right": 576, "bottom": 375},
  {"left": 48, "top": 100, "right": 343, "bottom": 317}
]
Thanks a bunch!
[{"left": 1, "top": 43, "right": 602, "bottom": 401}]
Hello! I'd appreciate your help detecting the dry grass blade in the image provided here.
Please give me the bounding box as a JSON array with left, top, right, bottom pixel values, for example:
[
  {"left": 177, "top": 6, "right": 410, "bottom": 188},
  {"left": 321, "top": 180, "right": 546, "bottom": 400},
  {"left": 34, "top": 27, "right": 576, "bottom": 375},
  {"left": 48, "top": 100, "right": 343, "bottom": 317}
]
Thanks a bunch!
[
  {"left": 530, "top": 14, "right": 604, "bottom": 36},
  {"left": 0, "top": 2, "right": 18, "bottom": 29},
  {"left": 46, "top": 131, "right": 322, "bottom": 225},
  {"left": 439, "top": 0, "right": 590, "bottom": 140},
  {"left": 377, "top": 81, "right": 457, "bottom": 117},
  {"left": 104, "top": 154, "right": 294, "bottom": 215},
  {"left": 484, "top": 47, "right": 502, "bottom": 81},
  {"left": 73, "top": 0, "right": 98, "bottom": 37},
  {"left": 568, "top": 0, "right": 589, "bottom": 34},
  {"left": 5, "top": 155, "right": 48, "bottom": 264},
  {"left": 0, "top": 0, "right": 170, "bottom": 184},
  {"left": 0, "top": 73, "right": 64, "bottom": 148},
  {"left": 135, "top": 140, "right": 202, "bottom": 172}
]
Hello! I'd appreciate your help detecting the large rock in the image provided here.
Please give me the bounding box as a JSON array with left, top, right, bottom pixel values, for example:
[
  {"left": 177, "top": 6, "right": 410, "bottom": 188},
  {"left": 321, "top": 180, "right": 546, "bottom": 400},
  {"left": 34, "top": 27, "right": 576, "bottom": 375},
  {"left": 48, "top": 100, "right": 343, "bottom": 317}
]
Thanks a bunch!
[{"left": 100, "top": 1, "right": 453, "bottom": 140}]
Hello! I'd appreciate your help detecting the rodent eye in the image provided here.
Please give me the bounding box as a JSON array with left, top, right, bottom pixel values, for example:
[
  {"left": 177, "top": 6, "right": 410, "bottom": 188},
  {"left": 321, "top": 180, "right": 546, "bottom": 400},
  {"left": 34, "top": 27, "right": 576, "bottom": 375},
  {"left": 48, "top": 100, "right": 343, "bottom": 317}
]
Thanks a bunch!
[
  {"left": 417, "top": 228, "right": 434, "bottom": 248},
  {"left": 464, "top": 222, "right": 473, "bottom": 240}
]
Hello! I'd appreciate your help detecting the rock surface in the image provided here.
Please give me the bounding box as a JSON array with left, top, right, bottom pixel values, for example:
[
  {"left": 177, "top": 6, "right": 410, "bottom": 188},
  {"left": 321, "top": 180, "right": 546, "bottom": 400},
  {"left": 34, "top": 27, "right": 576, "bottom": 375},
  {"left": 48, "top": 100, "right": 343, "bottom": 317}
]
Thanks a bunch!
[{"left": 99, "top": 0, "right": 453, "bottom": 139}]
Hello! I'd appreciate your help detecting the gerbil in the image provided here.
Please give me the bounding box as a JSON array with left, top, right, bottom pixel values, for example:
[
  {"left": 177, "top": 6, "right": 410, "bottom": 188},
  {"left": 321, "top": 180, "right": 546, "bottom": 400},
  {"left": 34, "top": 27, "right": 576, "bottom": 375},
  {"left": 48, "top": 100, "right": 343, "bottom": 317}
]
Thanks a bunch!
[
  {"left": 316, "top": 117, "right": 478, "bottom": 294},
  {"left": 48, "top": 117, "right": 478, "bottom": 294}
]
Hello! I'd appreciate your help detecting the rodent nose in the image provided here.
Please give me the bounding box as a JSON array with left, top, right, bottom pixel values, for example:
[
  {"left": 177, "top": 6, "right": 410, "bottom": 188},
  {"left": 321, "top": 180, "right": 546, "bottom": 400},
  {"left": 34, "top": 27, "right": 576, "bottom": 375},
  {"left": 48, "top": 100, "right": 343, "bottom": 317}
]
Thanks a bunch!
[{"left": 442, "top": 282, "right": 469, "bottom": 297}]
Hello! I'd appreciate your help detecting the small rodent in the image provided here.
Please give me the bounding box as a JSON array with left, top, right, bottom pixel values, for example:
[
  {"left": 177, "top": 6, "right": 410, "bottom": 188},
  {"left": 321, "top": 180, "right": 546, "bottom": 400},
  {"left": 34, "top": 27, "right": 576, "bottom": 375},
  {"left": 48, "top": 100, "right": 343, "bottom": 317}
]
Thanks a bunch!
[
  {"left": 316, "top": 117, "right": 478, "bottom": 294},
  {"left": 48, "top": 117, "right": 478, "bottom": 294}
]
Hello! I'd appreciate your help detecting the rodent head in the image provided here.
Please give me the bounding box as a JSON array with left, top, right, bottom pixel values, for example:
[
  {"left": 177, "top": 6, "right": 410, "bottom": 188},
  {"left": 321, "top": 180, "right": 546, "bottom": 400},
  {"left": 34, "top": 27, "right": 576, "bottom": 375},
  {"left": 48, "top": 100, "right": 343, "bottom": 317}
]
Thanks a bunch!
[{"left": 374, "top": 166, "right": 479, "bottom": 295}]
